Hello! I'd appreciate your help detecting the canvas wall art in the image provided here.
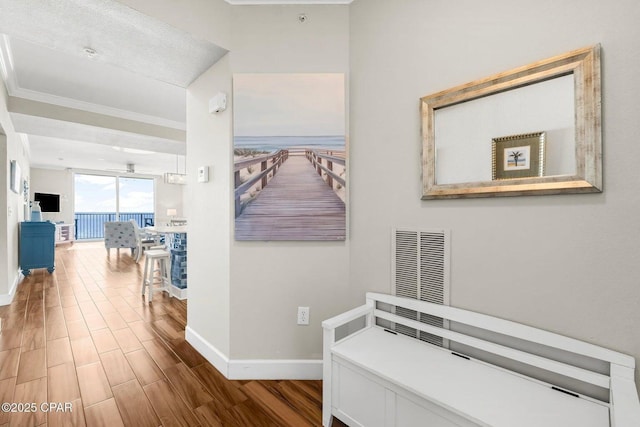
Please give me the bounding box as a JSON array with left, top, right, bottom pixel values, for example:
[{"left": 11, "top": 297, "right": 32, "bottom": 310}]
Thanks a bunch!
[
  {"left": 10, "top": 160, "right": 21, "bottom": 194},
  {"left": 233, "top": 73, "right": 346, "bottom": 241}
]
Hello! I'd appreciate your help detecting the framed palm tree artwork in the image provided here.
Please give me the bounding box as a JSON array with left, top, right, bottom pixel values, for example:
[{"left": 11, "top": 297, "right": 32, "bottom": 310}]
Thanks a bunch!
[{"left": 492, "top": 132, "right": 545, "bottom": 180}]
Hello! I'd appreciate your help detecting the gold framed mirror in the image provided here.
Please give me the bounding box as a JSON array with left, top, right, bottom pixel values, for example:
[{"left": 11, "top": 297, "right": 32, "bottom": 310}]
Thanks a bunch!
[{"left": 421, "top": 45, "right": 601, "bottom": 199}]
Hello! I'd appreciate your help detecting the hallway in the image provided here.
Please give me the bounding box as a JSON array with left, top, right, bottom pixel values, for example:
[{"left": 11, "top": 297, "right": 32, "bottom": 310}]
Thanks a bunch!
[{"left": 0, "top": 243, "right": 330, "bottom": 426}]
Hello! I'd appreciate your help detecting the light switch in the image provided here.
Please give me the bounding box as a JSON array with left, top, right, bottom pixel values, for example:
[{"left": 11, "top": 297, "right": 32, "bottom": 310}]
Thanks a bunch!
[{"left": 197, "top": 166, "right": 209, "bottom": 183}]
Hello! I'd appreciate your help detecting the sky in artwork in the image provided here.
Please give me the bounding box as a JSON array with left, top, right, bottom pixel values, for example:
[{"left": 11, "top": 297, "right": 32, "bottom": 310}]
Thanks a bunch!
[{"left": 233, "top": 73, "right": 345, "bottom": 137}]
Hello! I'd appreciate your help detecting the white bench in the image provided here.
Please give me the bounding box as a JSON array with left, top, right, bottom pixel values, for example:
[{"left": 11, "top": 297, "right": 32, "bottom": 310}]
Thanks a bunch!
[{"left": 322, "top": 293, "right": 640, "bottom": 427}]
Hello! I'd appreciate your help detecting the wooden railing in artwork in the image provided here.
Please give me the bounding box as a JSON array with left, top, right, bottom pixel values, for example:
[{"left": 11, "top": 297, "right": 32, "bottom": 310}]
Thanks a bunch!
[
  {"left": 234, "top": 150, "right": 289, "bottom": 217},
  {"left": 305, "top": 150, "right": 346, "bottom": 190}
]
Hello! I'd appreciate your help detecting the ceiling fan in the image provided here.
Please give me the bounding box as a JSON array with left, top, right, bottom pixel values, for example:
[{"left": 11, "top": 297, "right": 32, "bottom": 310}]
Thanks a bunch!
[
  {"left": 106, "top": 162, "right": 136, "bottom": 174},
  {"left": 106, "top": 162, "right": 157, "bottom": 175}
]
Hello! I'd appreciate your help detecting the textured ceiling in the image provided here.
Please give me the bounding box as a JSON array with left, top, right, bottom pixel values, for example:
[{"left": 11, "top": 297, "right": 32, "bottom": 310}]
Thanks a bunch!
[
  {"left": 0, "top": 0, "right": 348, "bottom": 175},
  {"left": 6, "top": 36, "right": 186, "bottom": 127},
  {"left": 0, "top": 0, "right": 216, "bottom": 174},
  {"left": 0, "top": 0, "right": 227, "bottom": 87}
]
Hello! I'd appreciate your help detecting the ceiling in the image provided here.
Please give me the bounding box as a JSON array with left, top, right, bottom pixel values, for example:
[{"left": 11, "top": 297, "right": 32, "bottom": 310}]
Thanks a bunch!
[
  {"left": 0, "top": 0, "right": 352, "bottom": 176},
  {"left": 0, "top": 0, "right": 228, "bottom": 175}
]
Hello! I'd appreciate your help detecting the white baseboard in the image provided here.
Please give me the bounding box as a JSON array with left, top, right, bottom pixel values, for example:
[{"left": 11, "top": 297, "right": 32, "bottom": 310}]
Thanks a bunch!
[
  {"left": 185, "top": 325, "right": 322, "bottom": 380},
  {"left": 0, "top": 270, "right": 21, "bottom": 306},
  {"left": 185, "top": 326, "right": 229, "bottom": 377},
  {"left": 171, "top": 285, "right": 187, "bottom": 300},
  {"left": 228, "top": 359, "right": 322, "bottom": 380}
]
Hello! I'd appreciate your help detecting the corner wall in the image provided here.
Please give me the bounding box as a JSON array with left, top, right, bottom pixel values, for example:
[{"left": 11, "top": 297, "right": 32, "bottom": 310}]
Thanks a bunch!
[
  {"left": 30, "top": 168, "right": 73, "bottom": 224},
  {"left": 0, "top": 132, "right": 8, "bottom": 300},
  {"left": 227, "top": 5, "right": 351, "bottom": 365},
  {"left": 0, "top": 80, "right": 29, "bottom": 303},
  {"left": 154, "top": 178, "right": 185, "bottom": 225},
  {"left": 349, "top": 0, "right": 640, "bottom": 387},
  {"left": 185, "top": 54, "right": 233, "bottom": 363},
  {"left": 184, "top": 5, "right": 351, "bottom": 376}
]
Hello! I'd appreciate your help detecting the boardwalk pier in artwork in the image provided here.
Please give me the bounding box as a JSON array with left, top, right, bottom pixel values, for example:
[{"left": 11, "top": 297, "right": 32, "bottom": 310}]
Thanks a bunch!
[
  {"left": 234, "top": 150, "right": 346, "bottom": 240},
  {"left": 234, "top": 149, "right": 289, "bottom": 216}
]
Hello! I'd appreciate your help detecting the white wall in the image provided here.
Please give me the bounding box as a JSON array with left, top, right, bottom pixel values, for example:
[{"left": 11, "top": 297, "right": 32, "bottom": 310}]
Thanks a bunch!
[
  {"left": 185, "top": 54, "right": 233, "bottom": 360},
  {"left": 7, "top": 139, "right": 29, "bottom": 289},
  {"left": 0, "top": 80, "right": 29, "bottom": 302},
  {"left": 227, "top": 5, "right": 350, "bottom": 361},
  {"left": 0, "top": 132, "right": 8, "bottom": 299},
  {"left": 29, "top": 168, "right": 73, "bottom": 223},
  {"left": 116, "top": 0, "right": 640, "bottom": 388},
  {"left": 349, "top": 0, "right": 640, "bottom": 387},
  {"left": 183, "top": 5, "right": 351, "bottom": 370},
  {"left": 155, "top": 178, "right": 185, "bottom": 225}
]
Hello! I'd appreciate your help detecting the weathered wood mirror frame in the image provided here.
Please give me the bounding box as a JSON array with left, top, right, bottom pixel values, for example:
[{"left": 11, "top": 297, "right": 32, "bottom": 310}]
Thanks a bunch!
[{"left": 421, "top": 45, "right": 601, "bottom": 199}]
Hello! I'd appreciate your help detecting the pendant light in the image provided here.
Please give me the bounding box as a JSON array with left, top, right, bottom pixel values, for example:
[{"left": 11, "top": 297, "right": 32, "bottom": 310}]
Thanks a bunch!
[{"left": 164, "top": 154, "right": 187, "bottom": 185}]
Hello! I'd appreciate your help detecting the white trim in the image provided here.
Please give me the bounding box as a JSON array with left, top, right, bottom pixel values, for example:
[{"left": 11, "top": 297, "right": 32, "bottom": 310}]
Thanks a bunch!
[
  {"left": 185, "top": 325, "right": 322, "bottom": 380},
  {"left": 171, "top": 285, "right": 187, "bottom": 300},
  {"left": 0, "top": 270, "right": 21, "bottom": 306},
  {"left": 185, "top": 326, "right": 230, "bottom": 377},
  {"left": 369, "top": 292, "right": 635, "bottom": 368},
  {"left": 8, "top": 86, "right": 186, "bottom": 130},
  {"left": 228, "top": 359, "right": 322, "bottom": 380}
]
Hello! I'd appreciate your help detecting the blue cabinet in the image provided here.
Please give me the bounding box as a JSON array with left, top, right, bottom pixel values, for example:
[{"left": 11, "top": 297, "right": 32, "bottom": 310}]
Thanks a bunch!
[{"left": 20, "top": 221, "right": 55, "bottom": 276}]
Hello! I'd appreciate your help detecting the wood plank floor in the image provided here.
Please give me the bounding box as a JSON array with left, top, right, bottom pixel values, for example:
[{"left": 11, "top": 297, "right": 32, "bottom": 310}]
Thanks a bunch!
[
  {"left": 0, "top": 242, "right": 347, "bottom": 426},
  {"left": 235, "top": 156, "right": 346, "bottom": 241}
]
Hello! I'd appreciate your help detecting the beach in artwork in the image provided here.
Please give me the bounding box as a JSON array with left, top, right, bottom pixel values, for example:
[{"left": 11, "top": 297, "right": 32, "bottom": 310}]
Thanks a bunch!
[
  {"left": 234, "top": 136, "right": 346, "bottom": 204},
  {"left": 233, "top": 74, "right": 346, "bottom": 241}
]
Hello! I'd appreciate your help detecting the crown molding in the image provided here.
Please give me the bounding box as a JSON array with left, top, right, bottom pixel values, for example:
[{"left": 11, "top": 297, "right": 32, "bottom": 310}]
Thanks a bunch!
[{"left": 8, "top": 86, "right": 186, "bottom": 131}]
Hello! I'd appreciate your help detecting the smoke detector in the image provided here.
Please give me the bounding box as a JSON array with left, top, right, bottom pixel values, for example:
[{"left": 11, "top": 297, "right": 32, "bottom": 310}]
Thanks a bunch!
[{"left": 83, "top": 47, "right": 98, "bottom": 59}]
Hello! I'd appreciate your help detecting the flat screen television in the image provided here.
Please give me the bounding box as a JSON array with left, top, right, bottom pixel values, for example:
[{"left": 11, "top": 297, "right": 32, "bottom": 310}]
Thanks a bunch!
[{"left": 34, "top": 192, "right": 60, "bottom": 212}]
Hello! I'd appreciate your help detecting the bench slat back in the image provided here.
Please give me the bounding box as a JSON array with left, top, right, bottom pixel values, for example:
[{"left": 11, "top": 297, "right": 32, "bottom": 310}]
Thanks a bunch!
[{"left": 367, "top": 292, "right": 636, "bottom": 392}]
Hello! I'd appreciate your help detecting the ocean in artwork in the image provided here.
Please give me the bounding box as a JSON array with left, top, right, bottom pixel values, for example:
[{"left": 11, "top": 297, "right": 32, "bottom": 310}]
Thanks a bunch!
[{"left": 234, "top": 135, "right": 345, "bottom": 153}]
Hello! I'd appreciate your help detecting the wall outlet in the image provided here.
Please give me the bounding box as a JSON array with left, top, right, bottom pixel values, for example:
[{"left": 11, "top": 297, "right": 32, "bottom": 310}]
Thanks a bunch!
[{"left": 297, "top": 306, "right": 310, "bottom": 325}]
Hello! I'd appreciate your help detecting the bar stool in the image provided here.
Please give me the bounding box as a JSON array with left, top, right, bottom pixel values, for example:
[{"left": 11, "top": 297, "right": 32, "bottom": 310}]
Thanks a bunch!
[{"left": 142, "top": 249, "right": 172, "bottom": 302}]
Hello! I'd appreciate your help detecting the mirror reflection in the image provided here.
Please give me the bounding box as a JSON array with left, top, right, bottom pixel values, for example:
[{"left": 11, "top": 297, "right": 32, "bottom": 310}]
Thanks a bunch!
[{"left": 435, "top": 75, "right": 575, "bottom": 185}]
